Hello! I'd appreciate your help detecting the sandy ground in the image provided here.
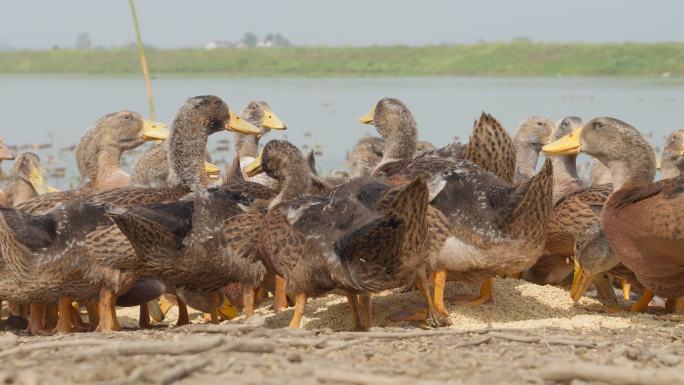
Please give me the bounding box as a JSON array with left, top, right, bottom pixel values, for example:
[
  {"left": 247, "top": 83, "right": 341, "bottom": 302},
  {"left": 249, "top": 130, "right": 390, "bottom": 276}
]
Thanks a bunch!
[{"left": 1, "top": 278, "right": 684, "bottom": 385}]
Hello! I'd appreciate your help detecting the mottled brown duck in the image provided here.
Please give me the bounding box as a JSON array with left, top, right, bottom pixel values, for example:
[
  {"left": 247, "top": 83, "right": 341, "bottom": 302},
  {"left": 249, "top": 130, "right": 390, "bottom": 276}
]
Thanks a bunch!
[
  {"left": 359, "top": 98, "right": 553, "bottom": 322},
  {"left": 543, "top": 117, "right": 684, "bottom": 314},
  {"left": 248, "top": 140, "right": 433, "bottom": 329}
]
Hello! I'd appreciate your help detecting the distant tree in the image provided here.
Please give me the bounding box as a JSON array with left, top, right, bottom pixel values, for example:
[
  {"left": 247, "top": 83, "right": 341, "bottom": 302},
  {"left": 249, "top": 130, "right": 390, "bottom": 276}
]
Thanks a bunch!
[
  {"left": 76, "top": 32, "right": 92, "bottom": 50},
  {"left": 264, "top": 33, "right": 291, "bottom": 47},
  {"left": 241, "top": 32, "right": 258, "bottom": 48}
]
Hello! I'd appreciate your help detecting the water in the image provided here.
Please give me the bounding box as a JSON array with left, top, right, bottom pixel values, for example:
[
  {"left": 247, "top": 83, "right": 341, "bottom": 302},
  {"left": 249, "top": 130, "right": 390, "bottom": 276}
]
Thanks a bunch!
[{"left": 1, "top": 75, "right": 683, "bottom": 189}]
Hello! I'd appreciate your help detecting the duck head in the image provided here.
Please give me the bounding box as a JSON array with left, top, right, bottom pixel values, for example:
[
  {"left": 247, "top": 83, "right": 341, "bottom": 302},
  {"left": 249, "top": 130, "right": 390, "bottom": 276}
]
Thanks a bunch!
[
  {"left": 12, "top": 152, "right": 58, "bottom": 195},
  {"left": 235, "top": 101, "right": 288, "bottom": 159},
  {"left": 543, "top": 117, "right": 656, "bottom": 189},
  {"left": 245, "top": 140, "right": 312, "bottom": 203},
  {"left": 660, "top": 129, "right": 684, "bottom": 179},
  {"left": 570, "top": 223, "right": 619, "bottom": 304},
  {"left": 513, "top": 116, "right": 555, "bottom": 182},
  {"left": 359, "top": 98, "right": 417, "bottom": 161}
]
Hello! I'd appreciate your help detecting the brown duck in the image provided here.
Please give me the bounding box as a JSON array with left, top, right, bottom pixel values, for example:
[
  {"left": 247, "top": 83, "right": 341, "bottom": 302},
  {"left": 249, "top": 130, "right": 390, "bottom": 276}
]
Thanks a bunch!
[
  {"left": 248, "top": 140, "right": 433, "bottom": 330},
  {"left": 543, "top": 117, "right": 684, "bottom": 314},
  {"left": 359, "top": 98, "right": 554, "bottom": 323},
  {"left": 0, "top": 153, "right": 56, "bottom": 207}
]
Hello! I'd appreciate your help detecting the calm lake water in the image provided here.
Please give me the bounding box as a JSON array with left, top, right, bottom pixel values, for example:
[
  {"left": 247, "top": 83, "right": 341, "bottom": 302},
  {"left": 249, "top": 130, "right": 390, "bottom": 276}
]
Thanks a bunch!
[{"left": 0, "top": 75, "right": 682, "bottom": 189}]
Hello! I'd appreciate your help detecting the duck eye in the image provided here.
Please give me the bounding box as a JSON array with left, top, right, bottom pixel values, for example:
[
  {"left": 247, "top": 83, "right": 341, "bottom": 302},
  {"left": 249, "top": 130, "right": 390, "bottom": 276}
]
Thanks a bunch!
[
  {"left": 595, "top": 121, "right": 605, "bottom": 129},
  {"left": 122, "top": 114, "right": 131, "bottom": 120}
]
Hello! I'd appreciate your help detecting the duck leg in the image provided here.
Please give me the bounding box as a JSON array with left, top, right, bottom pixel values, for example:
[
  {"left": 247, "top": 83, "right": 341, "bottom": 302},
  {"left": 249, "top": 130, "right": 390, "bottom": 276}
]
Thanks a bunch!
[
  {"left": 620, "top": 278, "right": 632, "bottom": 300},
  {"left": 433, "top": 269, "right": 449, "bottom": 317},
  {"left": 288, "top": 292, "right": 308, "bottom": 329},
  {"left": 416, "top": 272, "right": 451, "bottom": 327},
  {"left": 452, "top": 278, "right": 494, "bottom": 305},
  {"left": 138, "top": 303, "right": 151, "bottom": 329},
  {"left": 273, "top": 275, "right": 288, "bottom": 312},
  {"left": 628, "top": 289, "right": 654, "bottom": 313},
  {"left": 176, "top": 297, "right": 190, "bottom": 326},
  {"left": 27, "top": 304, "right": 52, "bottom": 335},
  {"left": 54, "top": 297, "right": 76, "bottom": 334},
  {"left": 208, "top": 292, "right": 221, "bottom": 324},
  {"left": 359, "top": 293, "right": 372, "bottom": 331},
  {"left": 44, "top": 303, "right": 58, "bottom": 330},
  {"left": 85, "top": 301, "right": 99, "bottom": 331},
  {"left": 96, "top": 287, "right": 121, "bottom": 332},
  {"left": 242, "top": 285, "right": 256, "bottom": 317},
  {"left": 344, "top": 292, "right": 363, "bottom": 331}
]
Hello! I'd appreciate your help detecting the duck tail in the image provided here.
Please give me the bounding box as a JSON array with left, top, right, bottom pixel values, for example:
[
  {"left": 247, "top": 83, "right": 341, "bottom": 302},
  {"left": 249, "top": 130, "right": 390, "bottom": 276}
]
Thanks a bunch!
[
  {"left": 503, "top": 158, "right": 554, "bottom": 241},
  {"left": 306, "top": 150, "right": 319, "bottom": 176},
  {"left": 336, "top": 178, "right": 430, "bottom": 292},
  {"left": 224, "top": 155, "right": 244, "bottom": 185},
  {"left": 465, "top": 112, "right": 516, "bottom": 183},
  {"left": 107, "top": 202, "right": 192, "bottom": 261}
]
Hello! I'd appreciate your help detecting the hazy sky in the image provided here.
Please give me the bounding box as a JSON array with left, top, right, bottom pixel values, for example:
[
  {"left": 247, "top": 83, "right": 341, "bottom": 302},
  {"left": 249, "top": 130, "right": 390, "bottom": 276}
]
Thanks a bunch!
[{"left": 2, "top": 0, "right": 683, "bottom": 49}]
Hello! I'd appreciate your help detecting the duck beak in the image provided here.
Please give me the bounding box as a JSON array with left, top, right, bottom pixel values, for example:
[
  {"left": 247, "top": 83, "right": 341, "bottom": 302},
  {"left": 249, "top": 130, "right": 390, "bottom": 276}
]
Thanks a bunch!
[
  {"left": 217, "top": 296, "right": 239, "bottom": 320},
  {"left": 542, "top": 127, "right": 582, "bottom": 155},
  {"left": 28, "top": 168, "right": 50, "bottom": 195},
  {"left": 244, "top": 153, "right": 264, "bottom": 177},
  {"left": 0, "top": 143, "right": 14, "bottom": 160},
  {"left": 204, "top": 161, "right": 221, "bottom": 179},
  {"left": 141, "top": 120, "right": 169, "bottom": 141},
  {"left": 262, "top": 111, "right": 287, "bottom": 130},
  {"left": 359, "top": 106, "right": 376, "bottom": 124},
  {"left": 570, "top": 259, "right": 593, "bottom": 303},
  {"left": 227, "top": 111, "right": 261, "bottom": 135}
]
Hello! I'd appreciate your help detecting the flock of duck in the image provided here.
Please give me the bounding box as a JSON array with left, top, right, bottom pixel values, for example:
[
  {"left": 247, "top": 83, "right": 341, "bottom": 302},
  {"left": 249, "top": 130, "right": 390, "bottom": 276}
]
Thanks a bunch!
[{"left": 0, "top": 94, "right": 682, "bottom": 335}]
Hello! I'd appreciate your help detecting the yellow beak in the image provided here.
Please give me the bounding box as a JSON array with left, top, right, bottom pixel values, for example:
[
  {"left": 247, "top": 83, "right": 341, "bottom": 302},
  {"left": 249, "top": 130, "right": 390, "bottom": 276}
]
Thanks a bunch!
[
  {"left": 29, "top": 168, "right": 51, "bottom": 195},
  {"left": 262, "top": 111, "right": 287, "bottom": 130},
  {"left": 244, "top": 153, "right": 264, "bottom": 177},
  {"left": 204, "top": 161, "right": 221, "bottom": 179},
  {"left": 217, "top": 297, "right": 239, "bottom": 320},
  {"left": 359, "top": 106, "right": 376, "bottom": 124},
  {"left": 141, "top": 120, "right": 169, "bottom": 141},
  {"left": 227, "top": 111, "right": 261, "bottom": 135},
  {"left": 542, "top": 127, "right": 582, "bottom": 155},
  {"left": 570, "top": 259, "right": 593, "bottom": 303}
]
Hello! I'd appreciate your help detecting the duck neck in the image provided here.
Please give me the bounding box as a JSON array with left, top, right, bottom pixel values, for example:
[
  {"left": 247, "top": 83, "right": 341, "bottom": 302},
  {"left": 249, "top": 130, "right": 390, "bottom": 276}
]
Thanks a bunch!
[
  {"left": 92, "top": 145, "right": 126, "bottom": 187},
  {"left": 167, "top": 123, "right": 209, "bottom": 192},
  {"left": 235, "top": 133, "right": 260, "bottom": 159},
  {"left": 271, "top": 164, "right": 312, "bottom": 208},
  {"left": 382, "top": 120, "right": 417, "bottom": 162},
  {"left": 604, "top": 156, "right": 655, "bottom": 191},
  {"left": 551, "top": 154, "right": 581, "bottom": 185},
  {"left": 660, "top": 157, "right": 681, "bottom": 179},
  {"left": 514, "top": 143, "right": 540, "bottom": 182}
]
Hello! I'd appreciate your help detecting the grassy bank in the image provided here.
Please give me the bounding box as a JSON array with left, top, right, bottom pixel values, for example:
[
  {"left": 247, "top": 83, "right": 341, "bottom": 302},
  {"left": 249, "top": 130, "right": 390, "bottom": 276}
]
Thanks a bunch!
[{"left": 1, "top": 42, "right": 683, "bottom": 77}]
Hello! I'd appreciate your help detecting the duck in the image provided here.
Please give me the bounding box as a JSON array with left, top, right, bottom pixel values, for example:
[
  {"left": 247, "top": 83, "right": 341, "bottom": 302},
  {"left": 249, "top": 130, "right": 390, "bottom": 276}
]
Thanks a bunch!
[
  {"left": 9, "top": 111, "right": 167, "bottom": 335},
  {"left": 523, "top": 117, "right": 613, "bottom": 286},
  {"left": 359, "top": 98, "right": 554, "bottom": 322},
  {"left": 0, "top": 153, "right": 57, "bottom": 207},
  {"left": 543, "top": 117, "right": 684, "bottom": 314},
  {"left": 1, "top": 96, "right": 260, "bottom": 333},
  {"left": 512, "top": 116, "right": 554, "bottom": 184},
  {"left": 246, "top": 140, "right": 434, "bottom": 330},
  {"left": 347, "top": 136, "right": 435, "bottom": 178},
  {"left": 108, "top": 180, "right": 274, "bottom": 324},
  {"left": 660, "top": 129, "right": 684, "bottom": 179}
]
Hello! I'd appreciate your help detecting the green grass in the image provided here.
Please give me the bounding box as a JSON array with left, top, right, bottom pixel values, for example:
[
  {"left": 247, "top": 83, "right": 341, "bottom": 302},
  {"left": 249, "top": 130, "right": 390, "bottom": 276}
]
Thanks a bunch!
[{"left": 1, "top": 42, "right": 683, "bottom": 77}]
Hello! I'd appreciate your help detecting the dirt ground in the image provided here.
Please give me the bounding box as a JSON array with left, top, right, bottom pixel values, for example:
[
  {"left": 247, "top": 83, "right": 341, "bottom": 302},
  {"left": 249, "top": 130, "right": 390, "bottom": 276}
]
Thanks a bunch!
[{"left": 1, "top": 278, "right": 683, "bottom": 385}]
